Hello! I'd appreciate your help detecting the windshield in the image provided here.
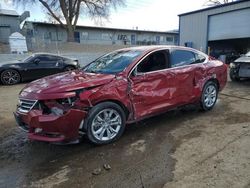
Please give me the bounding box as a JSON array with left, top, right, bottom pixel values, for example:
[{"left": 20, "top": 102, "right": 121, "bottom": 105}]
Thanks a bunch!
[
  {"left": 22, "top": 54, "right": 35, "bottom": 63},
  {"left": 246, "top": 51, "right": 250, "bottom": 57},
  {"left": 83, "top": 50, "right": 143, "bottom": 74}
]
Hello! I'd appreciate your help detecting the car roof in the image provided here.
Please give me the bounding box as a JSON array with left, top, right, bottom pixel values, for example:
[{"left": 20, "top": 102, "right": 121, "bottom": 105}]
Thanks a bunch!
[
  {"left": 115, "top": 45, "right": 203, "bottom": 54},
  {"left": 33, "top": 53, "right": 62, "bottom": 57}
]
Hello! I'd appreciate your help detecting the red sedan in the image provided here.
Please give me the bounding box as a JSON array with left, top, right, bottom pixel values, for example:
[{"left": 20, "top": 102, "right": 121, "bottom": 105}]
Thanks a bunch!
[{"left": 14, "top": 46, "right": 227, "bottom": 145}]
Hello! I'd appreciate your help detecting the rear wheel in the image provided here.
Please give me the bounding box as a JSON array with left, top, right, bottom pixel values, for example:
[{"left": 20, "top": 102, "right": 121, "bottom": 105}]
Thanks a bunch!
[
  {"left": 200, "top": 81, "right": 218, "bottom": 111},
  {"left": 0, "top": 69, "right": 21, "bottom": 85},
  {"left": 85, "top": 102, "right": 126, "bottom": 145}
]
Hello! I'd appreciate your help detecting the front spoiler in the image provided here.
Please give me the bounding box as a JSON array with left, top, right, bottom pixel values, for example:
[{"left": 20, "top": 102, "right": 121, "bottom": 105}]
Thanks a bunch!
[{"left": 14, "top": 109, "right": 87, "bottom": 142}]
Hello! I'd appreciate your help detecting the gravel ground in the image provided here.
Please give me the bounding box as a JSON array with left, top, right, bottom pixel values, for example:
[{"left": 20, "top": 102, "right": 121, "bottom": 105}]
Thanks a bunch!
[{"left": 0, "top": 80, "right": 250, "bottom": 188}]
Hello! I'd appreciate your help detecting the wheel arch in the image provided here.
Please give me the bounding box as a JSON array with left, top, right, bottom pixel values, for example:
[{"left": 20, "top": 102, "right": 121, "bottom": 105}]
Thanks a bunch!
[
  {"left": 93, "top": 99, "right": 130, "bottom": 120},
  {"left": 204, "top": 78, "right": 220, "bottom": 90}
]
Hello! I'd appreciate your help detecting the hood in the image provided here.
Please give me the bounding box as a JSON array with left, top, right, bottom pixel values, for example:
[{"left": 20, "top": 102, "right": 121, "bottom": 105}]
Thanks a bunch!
[
  {"left": 234, "top": 56, "right": 250, "bottom": 63},
  {"left": 21, "top": 70, "right": 115, "bottom": 95},
  {"left": 0, "top": 60, "right": 22, "bottom": 67}
]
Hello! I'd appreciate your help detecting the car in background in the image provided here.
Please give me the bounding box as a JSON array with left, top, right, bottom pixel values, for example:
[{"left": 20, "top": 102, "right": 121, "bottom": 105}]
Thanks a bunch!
[
  {"left": 229, "top": 51, "right": 250, "bottom": 81},
  {"left": 14, "top": 46, "right": 227, "bottom": 145},
  {"left": 0, "top": 53, "right": 80, "bottom": 85}
]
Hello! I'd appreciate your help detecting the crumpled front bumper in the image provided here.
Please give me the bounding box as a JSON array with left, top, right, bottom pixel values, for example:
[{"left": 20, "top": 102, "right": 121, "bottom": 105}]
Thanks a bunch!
[{"left": 14, "top": 109, "right": 87, "bottom": 143}]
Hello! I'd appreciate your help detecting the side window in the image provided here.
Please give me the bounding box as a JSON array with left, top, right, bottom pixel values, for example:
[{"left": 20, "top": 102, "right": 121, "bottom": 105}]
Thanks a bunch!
[
  {"left": 195, "top": 53, "right": 206, "bottom": 64},
  {"left": 38, "top": 56, "right": 51, "bottom": 62},
  {"left": 50, "top": 56, "right": 61, "bottom": 62},
  {"left": 40, "top": 56, "right": 58, "bottom": 62},
  {"left": 137, "top": 51, "right": 167, "bottom": 73},
  {"left": 170, "top": 50, "right": 196, "bottom": 68}
]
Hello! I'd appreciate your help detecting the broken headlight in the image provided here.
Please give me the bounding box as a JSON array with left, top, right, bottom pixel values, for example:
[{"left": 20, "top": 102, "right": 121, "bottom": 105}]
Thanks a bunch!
[
  {"left": 41, "top": 89, "right": 87, "bottom": 116},
  {"left": 41, "top": 96, "right": 77, "bottom": 115}
]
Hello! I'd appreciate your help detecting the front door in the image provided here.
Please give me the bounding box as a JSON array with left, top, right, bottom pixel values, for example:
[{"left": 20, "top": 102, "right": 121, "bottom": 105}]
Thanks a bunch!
[
  {"left": 131, "top": 35, "right": 136, "bottom": 45},
  {"left": 74, "top": 32, "right": 80, "bottom": 43},
  {"left": 129, "top": 50, "right": 173, "bottom": 119},
  {"left": 27, "top": 55, "right": 61, "bottom": 79},
  {"left": 156, "top": 36, "right": 160, "bottom": 45}
]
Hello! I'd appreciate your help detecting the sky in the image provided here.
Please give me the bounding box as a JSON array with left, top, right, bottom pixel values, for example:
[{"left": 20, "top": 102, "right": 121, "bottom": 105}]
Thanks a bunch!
[{"left": 0, "top": 0, "right": 208, "bottom": 31}]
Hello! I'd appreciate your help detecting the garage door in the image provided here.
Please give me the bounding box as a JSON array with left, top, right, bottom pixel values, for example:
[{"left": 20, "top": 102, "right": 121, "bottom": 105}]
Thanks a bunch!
[{"left": 208, "top": 8, "right": 250, "bottom": 41}]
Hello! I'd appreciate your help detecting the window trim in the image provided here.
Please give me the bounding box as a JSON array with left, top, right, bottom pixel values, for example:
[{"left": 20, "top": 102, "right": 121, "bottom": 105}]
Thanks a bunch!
[
  {"left": 169, "top": 49, "right": 197, "bottom": 68},
  {"left": 128, "top": 48, "right": 208, "bottom": 78},
  {"left": 129, "top": 49, "right": 169, "bottom": 77}
]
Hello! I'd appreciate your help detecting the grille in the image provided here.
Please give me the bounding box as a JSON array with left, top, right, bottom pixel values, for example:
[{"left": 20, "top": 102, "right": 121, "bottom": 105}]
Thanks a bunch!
[{"left": 18, "top": 98, "right": 38, "bottom": 114}]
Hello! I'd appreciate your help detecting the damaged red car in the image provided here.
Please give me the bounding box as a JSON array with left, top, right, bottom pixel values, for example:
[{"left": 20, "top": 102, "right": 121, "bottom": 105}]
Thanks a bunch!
[{"left": 14, "top": 46, "right": 227, "bottom": 145}]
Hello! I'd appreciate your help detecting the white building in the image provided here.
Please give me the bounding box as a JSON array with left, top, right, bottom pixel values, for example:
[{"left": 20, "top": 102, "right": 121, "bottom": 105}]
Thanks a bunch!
[{"left": 22, "top": 21, "right": 179, "bottom": 50}]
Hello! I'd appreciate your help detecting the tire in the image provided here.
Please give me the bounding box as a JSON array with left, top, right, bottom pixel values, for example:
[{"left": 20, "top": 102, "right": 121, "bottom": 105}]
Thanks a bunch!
[
  {"left": 200, "top": 81, "right": 218, "bottom": 111},
  {"left": 0, "top": 69, "right": 21, "bottom": 85},
  {"left": 85, "top": 102, "right": 126, "bottom": 145},
  {"left": 63, "top": 66, "right": 75, "bottom": 72},
  {"left": 229, "top": 68, "right": 240, "bottom": 82}
]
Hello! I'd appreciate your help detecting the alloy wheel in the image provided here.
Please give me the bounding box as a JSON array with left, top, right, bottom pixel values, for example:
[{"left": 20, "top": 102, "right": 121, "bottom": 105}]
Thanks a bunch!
[
  {"left": 91, "top": 108, "right": 122, "bottom": 141},
  {"left": 1, "top": 70, "right": 20, "bottom": 85},
  {"left": 204, "top": 85, "right": 217, "bottom": 108}
]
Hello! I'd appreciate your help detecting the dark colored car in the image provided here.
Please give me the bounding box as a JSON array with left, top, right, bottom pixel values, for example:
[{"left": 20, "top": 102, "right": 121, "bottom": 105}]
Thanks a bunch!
[
  {"left": 0, "top": 53, "right": 80, "bottom": 85},
  {"left": 14, "top": 46, "right": 227, "bottom": 145},
  {"left": 229, "top": 51, "right": 250, "bottom": 81}
]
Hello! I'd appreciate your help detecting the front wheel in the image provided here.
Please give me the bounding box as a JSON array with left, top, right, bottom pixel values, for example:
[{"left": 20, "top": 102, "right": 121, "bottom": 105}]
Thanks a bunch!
[
  {"left": 1, "top": 69, "right": 21, "bottom": 85},
  {"left": 85, "top": 102, "right": 126, "bottom": 145},
  {"left": 200, "top": 81, "right": 218, "bottom": 111}
]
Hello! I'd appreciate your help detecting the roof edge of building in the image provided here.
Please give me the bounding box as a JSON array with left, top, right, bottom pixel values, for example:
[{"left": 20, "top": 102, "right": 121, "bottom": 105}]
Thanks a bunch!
[
  {"left": 23, "top": 21, "right": 179, "bottom": 34},
  {"left": 178, "top": 0, "right": 250, "bottom": 16},
  {"left": 0, "top": 9, "right": 19, "bottom": 16}
]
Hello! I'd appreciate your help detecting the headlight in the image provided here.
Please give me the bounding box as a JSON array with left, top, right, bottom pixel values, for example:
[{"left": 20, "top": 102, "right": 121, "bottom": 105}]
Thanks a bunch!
[{"left": 229, "top": 63, "right": 236, "bottom": 68}]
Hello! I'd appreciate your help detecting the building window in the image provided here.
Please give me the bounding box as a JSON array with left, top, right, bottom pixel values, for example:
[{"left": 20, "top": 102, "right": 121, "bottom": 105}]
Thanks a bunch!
[
  {"left": 160, "top": 36, "right": 164, "bottom": 42},
  {"left": 44, "top": 32, "right": 51, "bottom": 39},
  {"left": 57, "top": 32, "right": 63, "bottom": 41},
  {"left": 50, "top": 32, "right": 57, "bottom": 41},
  {"left": 27, "top": 29, "right": 34, "bottom": 37},
  {"left": 101, "top": 33, "right": 110, "bottom": 40},
  {"left": 81, "top": 32, "right": 88, "bottom": 39},
  {"left": 166, "top": 36, "right": 173, "bottom": 42}
]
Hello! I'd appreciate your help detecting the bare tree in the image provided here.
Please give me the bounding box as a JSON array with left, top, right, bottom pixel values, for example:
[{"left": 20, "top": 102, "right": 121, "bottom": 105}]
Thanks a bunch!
[
  {"left": 204, "top": 0, "right": 238, "bottom": 6},
  {"left": 12, "top": 0, "right": 125, "bottom": 42}
]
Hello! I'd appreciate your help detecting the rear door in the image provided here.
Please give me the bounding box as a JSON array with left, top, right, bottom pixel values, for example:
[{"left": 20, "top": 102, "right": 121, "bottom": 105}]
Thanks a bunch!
[{"left": 168, "top": 49, "right": 206, "bottom": 103}]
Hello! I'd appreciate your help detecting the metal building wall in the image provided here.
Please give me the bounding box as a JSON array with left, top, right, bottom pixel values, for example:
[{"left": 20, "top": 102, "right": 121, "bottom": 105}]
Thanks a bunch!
[
  {"left": 0, "top": 15, "right": 20, "bottom": 43},
  {"left": 179, "top": 0, "right": 250, "bottom": 53}
]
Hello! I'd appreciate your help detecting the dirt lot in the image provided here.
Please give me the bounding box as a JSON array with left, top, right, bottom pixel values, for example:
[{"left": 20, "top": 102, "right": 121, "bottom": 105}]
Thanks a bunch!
[{"left": 0, "top": 78, "right": 250, "bottom": 188}]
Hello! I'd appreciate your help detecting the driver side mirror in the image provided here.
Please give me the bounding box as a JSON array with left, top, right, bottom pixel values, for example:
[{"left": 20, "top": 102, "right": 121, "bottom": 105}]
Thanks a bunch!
[{"left": 34, "top": 59, "right": 40, "bottom": 64}]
